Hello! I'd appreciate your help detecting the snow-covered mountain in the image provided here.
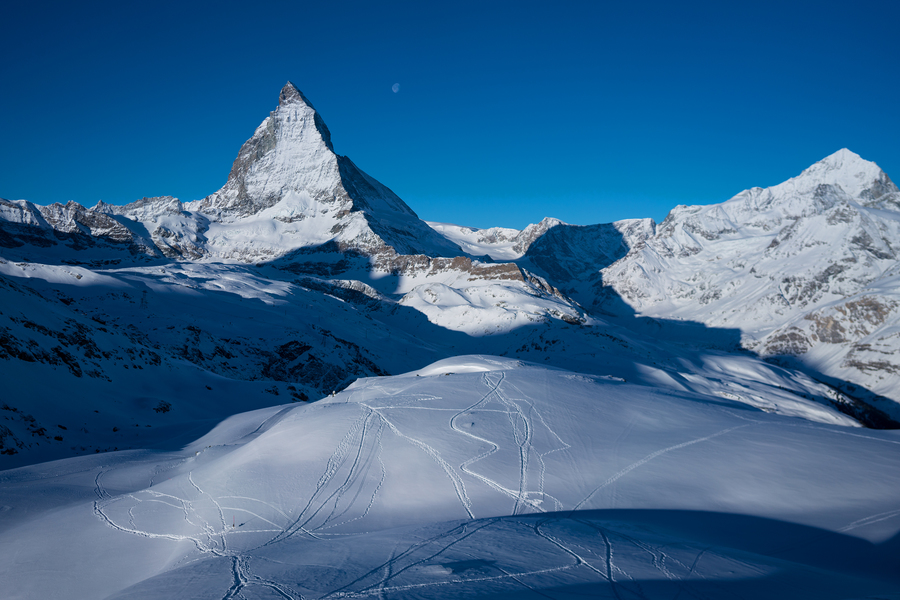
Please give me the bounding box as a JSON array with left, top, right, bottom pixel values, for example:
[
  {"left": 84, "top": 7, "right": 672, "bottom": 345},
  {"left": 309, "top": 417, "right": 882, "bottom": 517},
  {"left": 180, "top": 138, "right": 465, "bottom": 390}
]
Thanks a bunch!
[
  {"left": 594, "top": 149, "right": 900, "bottom": 417},
  {"left": 184, "top": 82, "right": 464, "bottom": 261},
  {"left": 0, "top": 83, "right": 463, "bottom": 266},
  {"left": 423, "top": 152, "right": 900, "bottom": 422},
  {"left": 5, "top": 250, "right": 871, "bottom": 467}
]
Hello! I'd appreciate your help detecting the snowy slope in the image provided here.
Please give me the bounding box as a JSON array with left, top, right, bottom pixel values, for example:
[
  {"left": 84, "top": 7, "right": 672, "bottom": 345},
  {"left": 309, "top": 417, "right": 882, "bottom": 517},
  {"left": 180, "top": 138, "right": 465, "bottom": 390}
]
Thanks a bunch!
[
  {"left": 3, "top": 83, "right": 900, "bottom": 599},
  {"left": 4, "top": 87, "right": 898, "bottom": 432},
  {"left": 4, "top": 250, "right": 873, "bottom": 468},
  {"left": 1, "top": 357, "right": 898, "bottom": 599}
]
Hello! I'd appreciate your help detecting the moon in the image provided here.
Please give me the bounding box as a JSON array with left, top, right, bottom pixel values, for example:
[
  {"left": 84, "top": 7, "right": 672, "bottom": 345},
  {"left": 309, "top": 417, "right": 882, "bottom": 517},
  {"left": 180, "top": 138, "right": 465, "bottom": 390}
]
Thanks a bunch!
[{"left": 392, "top": 83, "right": 400, "bottom": 93}]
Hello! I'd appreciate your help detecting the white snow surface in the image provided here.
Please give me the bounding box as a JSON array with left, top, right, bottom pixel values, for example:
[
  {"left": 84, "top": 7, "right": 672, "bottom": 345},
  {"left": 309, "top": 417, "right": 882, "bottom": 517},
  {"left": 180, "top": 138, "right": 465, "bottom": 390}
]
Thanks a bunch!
[
  {"left": 1, "top": 356, "right": 898, "bottom": 599},
  {"left": 181, "top": 82, "right": 461, "bottom": 259}
]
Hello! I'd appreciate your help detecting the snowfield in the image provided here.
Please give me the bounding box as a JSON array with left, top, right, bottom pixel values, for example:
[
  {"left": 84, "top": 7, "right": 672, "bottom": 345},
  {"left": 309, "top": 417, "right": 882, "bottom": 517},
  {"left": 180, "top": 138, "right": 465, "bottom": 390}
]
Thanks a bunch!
[{"left": 1, "top": 357, "right": 898, "bottom": 599}]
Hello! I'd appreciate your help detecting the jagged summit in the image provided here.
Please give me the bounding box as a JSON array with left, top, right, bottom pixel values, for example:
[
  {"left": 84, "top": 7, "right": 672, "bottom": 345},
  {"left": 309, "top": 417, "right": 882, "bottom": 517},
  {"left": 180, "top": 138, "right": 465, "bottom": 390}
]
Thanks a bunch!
[
  {"left": 187, "top": 82, "right": 339, "bottom": 219},
  {"left": 180, "top": 83, "right": 462, "bottom": 259},
  {"left": 279, "top": 81, "right": 314, "bottom": 107}
]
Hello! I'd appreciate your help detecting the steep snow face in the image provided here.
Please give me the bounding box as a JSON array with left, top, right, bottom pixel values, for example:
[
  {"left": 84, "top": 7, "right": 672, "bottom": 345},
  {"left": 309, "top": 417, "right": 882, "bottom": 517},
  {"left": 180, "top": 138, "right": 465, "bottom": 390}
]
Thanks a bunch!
[
  {"left": 188, "top": 83, "right": 348, "bottom": 219},
  {"left": 0, "top": 198, "right": 48, "bottom": 227},
  {"left": 599, "top": 150, "right": 900, "bottom": 413},
  {"left": 1, "top": 357, "right": 898, "bottom": 599}
]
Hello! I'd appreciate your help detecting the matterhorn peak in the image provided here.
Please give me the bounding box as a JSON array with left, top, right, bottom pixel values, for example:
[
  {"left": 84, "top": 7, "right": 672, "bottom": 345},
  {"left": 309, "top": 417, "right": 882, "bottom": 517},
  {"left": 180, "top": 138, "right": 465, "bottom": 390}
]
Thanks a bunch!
[
  {"left": 186, "top": 82, "right": 344, "bottom": 219},
  {"left": 180, "top": 82, "right": 464, "bottom": 259}
]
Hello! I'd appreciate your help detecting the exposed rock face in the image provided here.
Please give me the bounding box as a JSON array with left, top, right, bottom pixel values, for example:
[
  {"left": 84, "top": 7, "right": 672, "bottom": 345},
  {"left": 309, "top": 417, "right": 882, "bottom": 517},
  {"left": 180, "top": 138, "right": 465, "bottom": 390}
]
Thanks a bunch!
[
  {"left": 188, "top": 83, "right": 343, "bottom": 219},
  {"left": 93, "top": 196, "right": 208, "bottom": 259},
  {"left": 521, "top": 219, "right": 655, "bottom": 299},
  {"left": 0, "top": 197, "right": 161, "bottom": 258}
]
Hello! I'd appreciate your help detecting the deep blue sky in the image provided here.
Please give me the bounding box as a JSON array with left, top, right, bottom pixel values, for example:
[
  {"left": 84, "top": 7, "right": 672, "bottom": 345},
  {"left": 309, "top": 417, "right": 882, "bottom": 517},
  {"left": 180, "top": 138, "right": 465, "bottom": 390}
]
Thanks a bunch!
[{"left": 2, "top": 1, "right": 898, "bottom": 229}]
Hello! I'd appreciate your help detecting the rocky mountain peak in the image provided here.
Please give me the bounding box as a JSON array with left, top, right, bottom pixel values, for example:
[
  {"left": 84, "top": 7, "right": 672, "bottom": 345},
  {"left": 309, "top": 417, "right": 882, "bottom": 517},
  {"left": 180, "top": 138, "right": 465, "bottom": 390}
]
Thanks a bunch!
[
  {"left": 279, "top": 81, "right": 313, "bottom": 108},
  {"left": 789, "top": 148, "right": 897, "bottom": 202},
  {"left": 176, "top": 83, "right": 463, "bottom": 259},
  {"left": 186, "top": 83, "right": 341, "bottom": 219}
]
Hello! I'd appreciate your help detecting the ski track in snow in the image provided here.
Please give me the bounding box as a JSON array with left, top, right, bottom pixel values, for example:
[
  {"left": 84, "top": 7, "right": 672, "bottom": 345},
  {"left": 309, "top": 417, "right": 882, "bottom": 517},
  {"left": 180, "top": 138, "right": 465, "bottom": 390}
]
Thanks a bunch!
[
  {"left": 266, "top": 412, "right": 370, "bottom": 544},
  {"left": 323, "top": 519, "right": 506, "bottom": 598},
  {"left": 522, "top": 388, "right": 571, "bottom": 513},
  {"left": 447, "top": 372, "right": 506, "bottom": 510},
  {"left": 219, "top": 505, "right": 282, "bottom": 529},
  {"left": 94, "top": 467, "right": 111, "bottom": 502},
  {"left": 190, "top": 471, "right": 228, "bottom": 553},
  {"left": 447, "top": 371, "right": 550, "bottom": 513},
  {"left": 323, "top": 515, "right": 706, "bottom": 600},
  {"left": 224, "top": 555, "right": 300, "bottom": 600},
  {"left": 573, "top": 423, "right": 753, "bottom": 511},
  {"left": 92, "top": 461, "right": 302, "bottom": 599},
  {"left": 325, "top": 564, "right": 575, "bottom": 599},
  {"left": 79, "top": 370, "right": 891, "bottom": 599},
  {"left": 97, "top": 496, "right": 298, "bottom": 598},
  {"left": 532, "top": 519, "right": 611, "bottom": 582},
  {"left": 839, "top": 508, "right": 900, "bottom": 532},
  {"left": 497, "top": 385, "right": 533, "bottom": 516},
  {"left": 446, "top": 372, "right": 572, "bottom": 515},
  {"left": 314, "top": 414, "right": 387, "bottom": 533},
  {"left": 361, "top": 402, "right": 475, "bottom": 519},
  {"left": 219, "top": 495, "right": 291, "bottom": 521}
]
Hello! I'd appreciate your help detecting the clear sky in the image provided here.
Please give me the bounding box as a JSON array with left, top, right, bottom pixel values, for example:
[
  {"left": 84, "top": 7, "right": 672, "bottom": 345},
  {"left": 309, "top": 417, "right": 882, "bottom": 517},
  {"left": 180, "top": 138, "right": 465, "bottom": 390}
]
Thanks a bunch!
[{"left": 1, "top": 0, "right": 898, "bottom": 230}]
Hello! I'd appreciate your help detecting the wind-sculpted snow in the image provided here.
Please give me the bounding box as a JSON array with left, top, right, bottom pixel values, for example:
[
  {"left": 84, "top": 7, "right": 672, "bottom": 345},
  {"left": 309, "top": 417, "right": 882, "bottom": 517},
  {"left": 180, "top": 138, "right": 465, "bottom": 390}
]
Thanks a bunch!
[{"left": 1, "top": 357, "right": 898, "bottom": 599}]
